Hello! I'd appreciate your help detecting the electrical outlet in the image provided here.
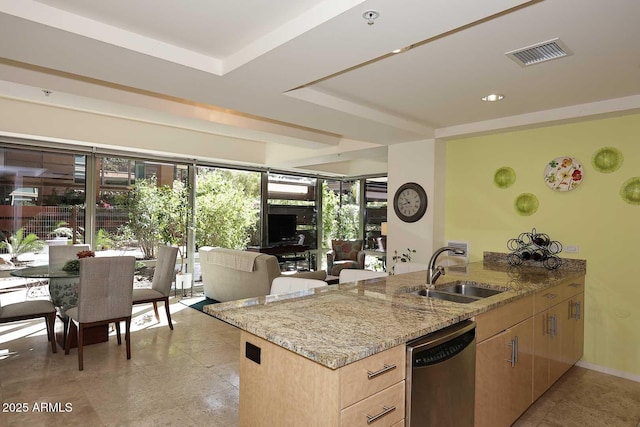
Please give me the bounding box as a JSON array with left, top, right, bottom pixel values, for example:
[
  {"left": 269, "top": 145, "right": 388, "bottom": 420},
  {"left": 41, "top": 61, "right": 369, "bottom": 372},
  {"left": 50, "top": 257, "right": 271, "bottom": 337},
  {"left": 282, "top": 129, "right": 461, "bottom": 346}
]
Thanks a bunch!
[{"left": 565, "top": 245, "right": 579, "bottom": 253}]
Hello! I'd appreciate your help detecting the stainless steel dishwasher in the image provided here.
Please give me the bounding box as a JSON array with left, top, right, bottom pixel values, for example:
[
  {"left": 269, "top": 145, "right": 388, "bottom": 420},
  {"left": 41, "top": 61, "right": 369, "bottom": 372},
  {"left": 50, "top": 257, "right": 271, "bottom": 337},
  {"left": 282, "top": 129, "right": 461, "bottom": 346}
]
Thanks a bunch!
[{"left": 406, "top": 320, "right": 476, "bottom": 427}]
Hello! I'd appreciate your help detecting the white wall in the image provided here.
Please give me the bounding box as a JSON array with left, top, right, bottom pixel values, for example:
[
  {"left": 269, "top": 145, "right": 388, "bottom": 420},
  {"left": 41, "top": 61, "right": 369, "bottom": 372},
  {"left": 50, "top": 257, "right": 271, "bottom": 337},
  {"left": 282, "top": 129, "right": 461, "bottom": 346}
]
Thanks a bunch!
[{"left": 387, "top": 138, "right": 446, "bottom": 270}]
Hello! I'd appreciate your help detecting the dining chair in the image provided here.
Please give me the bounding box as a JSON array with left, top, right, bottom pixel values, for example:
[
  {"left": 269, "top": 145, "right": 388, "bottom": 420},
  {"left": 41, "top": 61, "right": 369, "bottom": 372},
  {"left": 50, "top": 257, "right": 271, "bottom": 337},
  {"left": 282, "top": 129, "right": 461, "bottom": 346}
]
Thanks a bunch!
[
  {"left": 269, "top": 276, "right": 327, "bottom": 295},
  {"left": 338, "top": 269, "right": 388, "bottom": 284},
  {"left": 0, "top": 298, "right": 57, "bottom": 353},
  {"left": 132, "top": 246, "right": 178, "bottom": 330},
  {"left": 64, "top": 256, "right": 136, "bottom": 371},
  {"left": 48, "top": 244, "right": 91, "bottom": 310}
]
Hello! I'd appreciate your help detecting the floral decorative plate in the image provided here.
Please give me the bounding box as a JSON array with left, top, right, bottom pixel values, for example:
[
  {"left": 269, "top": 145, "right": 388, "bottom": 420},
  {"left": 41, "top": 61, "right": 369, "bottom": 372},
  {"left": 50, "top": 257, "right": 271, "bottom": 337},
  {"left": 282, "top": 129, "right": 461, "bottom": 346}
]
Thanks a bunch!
[{"left": 544, "top": 157, "right": 583, "bottom": 191}]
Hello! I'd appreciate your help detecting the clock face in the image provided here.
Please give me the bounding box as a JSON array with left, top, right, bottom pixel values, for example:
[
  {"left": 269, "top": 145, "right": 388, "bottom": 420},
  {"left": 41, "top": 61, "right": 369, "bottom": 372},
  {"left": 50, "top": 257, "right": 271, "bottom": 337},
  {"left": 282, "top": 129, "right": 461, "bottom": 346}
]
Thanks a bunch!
[{"left": 393, "top": 183, "right": 428, "bottom": 222}]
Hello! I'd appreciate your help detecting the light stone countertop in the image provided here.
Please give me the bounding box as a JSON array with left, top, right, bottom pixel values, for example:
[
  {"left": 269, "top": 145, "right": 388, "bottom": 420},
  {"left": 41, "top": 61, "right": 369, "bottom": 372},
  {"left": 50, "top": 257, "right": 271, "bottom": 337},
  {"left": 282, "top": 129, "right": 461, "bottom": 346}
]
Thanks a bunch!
[{"left": 204, "top": 258, "right": 586, "bottom": 369}]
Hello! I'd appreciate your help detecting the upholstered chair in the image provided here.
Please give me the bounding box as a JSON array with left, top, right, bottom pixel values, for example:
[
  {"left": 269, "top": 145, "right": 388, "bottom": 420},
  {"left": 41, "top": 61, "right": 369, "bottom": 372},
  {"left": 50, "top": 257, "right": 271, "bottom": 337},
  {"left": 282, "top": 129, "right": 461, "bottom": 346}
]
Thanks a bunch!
[
  {"left": 132, "top": 246, "right": 178, "bottom": 329},
  {"left": 270, "top": 276, "right": 327, "bottom": 295},
  {"left": 0, "top": 298, "right": 57, "bottom": 353},
  {"left": 48, "top": 244, "right": 91, "bottom": 311},
  {"left": 64, "top": 256, "right": 136, "bottom": 371},
  {"left": 326, "top": 239, "right": 366, "bottom": 276},
  {"left": 338, "top": 269, "right": 388, "bottom": 284}
]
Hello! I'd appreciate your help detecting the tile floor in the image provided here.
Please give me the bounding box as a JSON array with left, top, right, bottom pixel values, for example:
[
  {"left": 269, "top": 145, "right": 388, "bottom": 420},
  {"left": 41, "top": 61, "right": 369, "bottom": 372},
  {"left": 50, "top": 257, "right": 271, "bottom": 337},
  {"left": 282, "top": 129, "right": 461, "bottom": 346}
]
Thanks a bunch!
[{"left": 1, "top": 292, "right": 639, "bottom": 427}]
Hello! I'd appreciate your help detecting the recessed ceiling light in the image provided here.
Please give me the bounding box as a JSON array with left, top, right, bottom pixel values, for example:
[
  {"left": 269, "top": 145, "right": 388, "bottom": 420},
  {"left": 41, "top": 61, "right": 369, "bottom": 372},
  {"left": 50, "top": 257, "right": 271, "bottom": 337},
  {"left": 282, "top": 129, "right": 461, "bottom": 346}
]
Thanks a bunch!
[{"left": 482, "top": 94, "right": 504, "bottom": 102}]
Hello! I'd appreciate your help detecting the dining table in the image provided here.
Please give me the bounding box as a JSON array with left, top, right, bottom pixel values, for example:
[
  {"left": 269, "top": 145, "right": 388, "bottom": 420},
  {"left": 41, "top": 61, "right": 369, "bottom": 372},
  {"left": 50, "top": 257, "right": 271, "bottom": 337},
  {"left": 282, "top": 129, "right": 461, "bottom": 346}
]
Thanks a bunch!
[{"left": 10, "top": 265, "right": 109, "bottom": 349}]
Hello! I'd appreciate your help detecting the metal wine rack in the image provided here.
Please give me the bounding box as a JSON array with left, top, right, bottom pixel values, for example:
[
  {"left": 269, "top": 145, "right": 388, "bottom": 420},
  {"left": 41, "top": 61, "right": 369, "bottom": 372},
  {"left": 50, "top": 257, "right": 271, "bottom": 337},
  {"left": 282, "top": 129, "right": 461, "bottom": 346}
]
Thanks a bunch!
[{"left": 506, "top": 228, "right": 563, "bottom": 270}]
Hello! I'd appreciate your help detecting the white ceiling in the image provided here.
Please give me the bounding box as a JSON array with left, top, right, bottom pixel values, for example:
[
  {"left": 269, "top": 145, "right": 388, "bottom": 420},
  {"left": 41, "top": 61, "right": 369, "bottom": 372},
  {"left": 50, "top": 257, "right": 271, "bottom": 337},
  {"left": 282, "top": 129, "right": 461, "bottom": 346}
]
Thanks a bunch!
[{"left": 0, "top": 0, "right": 639, "bottom": 175}]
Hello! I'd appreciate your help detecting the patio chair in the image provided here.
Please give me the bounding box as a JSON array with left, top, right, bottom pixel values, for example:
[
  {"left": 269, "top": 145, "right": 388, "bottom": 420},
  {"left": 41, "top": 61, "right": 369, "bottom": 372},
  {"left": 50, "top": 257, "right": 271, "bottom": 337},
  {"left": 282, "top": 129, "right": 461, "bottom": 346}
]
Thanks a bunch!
[
  {"left": 64, "top": 256, "right": 136, "bottom": 371},
  {"left": 132, "top": 246, "right": 179, "bottom": 330}
]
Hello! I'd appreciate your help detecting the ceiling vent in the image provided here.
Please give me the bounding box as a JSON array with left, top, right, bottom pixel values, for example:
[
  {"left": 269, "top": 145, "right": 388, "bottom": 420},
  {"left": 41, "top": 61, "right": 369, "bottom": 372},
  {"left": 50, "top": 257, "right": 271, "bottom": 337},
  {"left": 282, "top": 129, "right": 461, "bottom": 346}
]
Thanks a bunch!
[{"left": 506, "top": 38, "right": 573, "bottom": 67}]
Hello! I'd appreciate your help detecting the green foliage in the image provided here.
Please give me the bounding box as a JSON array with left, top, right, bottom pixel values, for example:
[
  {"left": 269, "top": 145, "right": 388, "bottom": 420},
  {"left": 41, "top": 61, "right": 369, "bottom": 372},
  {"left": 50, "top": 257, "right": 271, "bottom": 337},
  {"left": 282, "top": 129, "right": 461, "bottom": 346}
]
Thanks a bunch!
[
  {"left": 195, "top": 169, "right": 260, "bottom": 249},
  {"left": 321, "top": 181, "right": 360, "bottom": 247},
  {"left": 0, "top": 228, "right": 45, "bottom": 262},
  {"left": 321, "top": 181, "right": 339, "bottom": 248},
  {"left": 118, "top": 177, "right": 188, "bottom": 260},
  {"left": 94, "top": 228, "right": 114, "bottom": 251}
]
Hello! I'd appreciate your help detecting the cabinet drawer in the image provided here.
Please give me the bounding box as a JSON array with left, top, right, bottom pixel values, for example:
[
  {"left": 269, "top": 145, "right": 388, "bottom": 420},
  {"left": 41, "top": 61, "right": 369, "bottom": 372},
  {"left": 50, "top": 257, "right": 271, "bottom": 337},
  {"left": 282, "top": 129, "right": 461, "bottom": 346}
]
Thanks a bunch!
[
  {"left": 340, "top": 345, "right": 405, "bottom": 408},
  {"left": 534, "top": 285, "right": 563, "bottom": 314},
  {"left": 561, "top": 276, "right": 585, "bottom": 299},
  {"left": 476, "top": 295, "right": 533, "bottom": 343},
  {"left": 341, "top": 381, "right": 405, "bottom": 427}
]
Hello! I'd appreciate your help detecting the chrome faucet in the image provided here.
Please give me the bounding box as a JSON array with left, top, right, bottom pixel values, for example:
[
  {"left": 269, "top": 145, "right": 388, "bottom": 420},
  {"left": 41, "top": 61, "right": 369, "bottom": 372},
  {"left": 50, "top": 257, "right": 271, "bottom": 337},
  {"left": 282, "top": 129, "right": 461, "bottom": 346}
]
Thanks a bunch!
[{"left": 427, "top": 246, "right": 466, "bottom": 285}]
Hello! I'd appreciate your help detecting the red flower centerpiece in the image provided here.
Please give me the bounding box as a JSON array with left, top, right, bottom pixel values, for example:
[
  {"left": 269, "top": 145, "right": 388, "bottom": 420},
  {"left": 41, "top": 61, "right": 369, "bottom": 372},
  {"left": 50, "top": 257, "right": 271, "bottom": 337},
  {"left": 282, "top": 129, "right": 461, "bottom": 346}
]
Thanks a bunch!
[{"left": 63, "top": 250, "right": 95, "bottom": 271}]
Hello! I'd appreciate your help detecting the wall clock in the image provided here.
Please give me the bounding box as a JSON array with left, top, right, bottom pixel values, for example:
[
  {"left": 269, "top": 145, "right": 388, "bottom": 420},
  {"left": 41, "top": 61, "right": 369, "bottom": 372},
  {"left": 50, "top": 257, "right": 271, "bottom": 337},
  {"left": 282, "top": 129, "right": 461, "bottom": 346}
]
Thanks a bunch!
[{"left": 393, "top": 182, "right": 428, "bottom": 223}]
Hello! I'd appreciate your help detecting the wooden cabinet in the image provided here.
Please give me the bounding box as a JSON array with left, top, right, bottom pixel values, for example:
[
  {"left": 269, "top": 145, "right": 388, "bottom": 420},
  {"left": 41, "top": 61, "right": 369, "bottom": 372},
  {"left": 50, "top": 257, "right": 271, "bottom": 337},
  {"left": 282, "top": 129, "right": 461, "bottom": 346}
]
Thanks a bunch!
[
  {"left": 475, "top": 317, "right": 533, "bottom": 427},
  {"left": 239, "top": 331, "right": 405, "bottom": 427},
  {"left": 532, "top": 278, "right": 585, "bottom": 401}
]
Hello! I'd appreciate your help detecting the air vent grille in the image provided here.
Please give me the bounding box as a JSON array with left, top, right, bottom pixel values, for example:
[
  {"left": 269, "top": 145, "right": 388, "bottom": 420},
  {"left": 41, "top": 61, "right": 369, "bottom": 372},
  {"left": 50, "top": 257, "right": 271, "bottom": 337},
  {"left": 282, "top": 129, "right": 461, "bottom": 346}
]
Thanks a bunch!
[{"left": 506, "top": 38, "right": 573, "bottom": 67}]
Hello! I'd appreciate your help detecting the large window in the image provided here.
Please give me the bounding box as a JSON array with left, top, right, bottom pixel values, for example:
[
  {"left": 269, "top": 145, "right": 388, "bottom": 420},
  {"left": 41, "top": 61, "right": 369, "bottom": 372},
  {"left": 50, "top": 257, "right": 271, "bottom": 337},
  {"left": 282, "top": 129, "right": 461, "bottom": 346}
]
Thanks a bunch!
[
  {"left": 0, "top": 141, "right": 386, "bottom": 280},
  {"left": 94, "top": 157, "right": 190, "bottom": 262},
  {"left": 0, "top": 147, "right": 86, "bottom": 265},
  {"left": 364, "top": 177, "right": 387, "bottom": 250},
  {"left": 267, "top": 173, "right": 318, "bottom": 249},
  {"left": 195, "top": 166, "right": 261, "bottom": 249}
]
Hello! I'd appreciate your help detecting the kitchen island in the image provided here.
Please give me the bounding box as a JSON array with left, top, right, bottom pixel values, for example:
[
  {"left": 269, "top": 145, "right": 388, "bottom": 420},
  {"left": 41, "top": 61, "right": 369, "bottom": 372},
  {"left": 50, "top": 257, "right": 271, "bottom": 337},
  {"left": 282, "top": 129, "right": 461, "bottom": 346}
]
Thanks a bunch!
[{"left": 205, "top": 253, "right": 586, "bottom": 426}]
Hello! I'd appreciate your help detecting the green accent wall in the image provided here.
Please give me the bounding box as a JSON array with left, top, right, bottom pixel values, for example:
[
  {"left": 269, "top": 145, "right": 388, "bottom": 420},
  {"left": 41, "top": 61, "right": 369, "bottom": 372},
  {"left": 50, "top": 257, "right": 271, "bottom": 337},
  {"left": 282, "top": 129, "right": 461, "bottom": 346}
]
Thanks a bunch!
[{"left": 445, "top": 113, "right": 640, "bottom": 377}]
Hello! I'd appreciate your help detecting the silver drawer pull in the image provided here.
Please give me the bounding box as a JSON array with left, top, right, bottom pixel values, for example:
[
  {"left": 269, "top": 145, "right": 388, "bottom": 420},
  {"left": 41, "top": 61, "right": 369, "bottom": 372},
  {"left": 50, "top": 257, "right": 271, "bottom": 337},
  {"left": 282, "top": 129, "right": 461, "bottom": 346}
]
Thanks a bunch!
[
  {"left": 366, "top": 405, "right": 396, "bottom": 424},
  {"left": 367, "top": 363, "right": 397, "bottom": 379},
  {"left": 544, "top": 293, "right": 557, "bottom": 300},
  {"left": 569, "top": 283, "right": 582, "bottom": 288}
]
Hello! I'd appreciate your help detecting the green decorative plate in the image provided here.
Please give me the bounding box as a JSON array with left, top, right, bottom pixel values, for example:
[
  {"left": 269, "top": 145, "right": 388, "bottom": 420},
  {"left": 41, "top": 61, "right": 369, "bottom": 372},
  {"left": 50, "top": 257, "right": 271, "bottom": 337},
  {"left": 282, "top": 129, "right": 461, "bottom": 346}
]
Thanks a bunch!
[
  {"left": 592, "top": 147, "right": 623, "bottom": 173},
  {"left": 620, "top": 177, "right": 640, "bottom": 205},
  {"left": 514, "top": 193, "right": 539, "bottom": 216},
  {"left": 494, "top": 167, "right": 516, "bottom": 189}
]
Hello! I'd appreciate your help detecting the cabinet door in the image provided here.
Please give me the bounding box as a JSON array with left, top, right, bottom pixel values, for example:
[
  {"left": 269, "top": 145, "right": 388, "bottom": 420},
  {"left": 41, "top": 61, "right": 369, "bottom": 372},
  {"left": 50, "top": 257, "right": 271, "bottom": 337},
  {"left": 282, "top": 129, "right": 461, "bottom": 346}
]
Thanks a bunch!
[
  {"left": 508, "top": 317, "right": 533, "bottom": 424},
  {"left": 532, "top": 311, "right": 550, "bottom": 401},
  {"left": 475, "top": 317, "right": 533, "bottom": 427},
  {"left": 475, "top": 329, "right": 513, "bottom": 427},
  {"left": 548, "top": 303, "right": 568, "bottom": 385},
  {"left": 565, "top": 292, "right": 585, "bottom": 366}
]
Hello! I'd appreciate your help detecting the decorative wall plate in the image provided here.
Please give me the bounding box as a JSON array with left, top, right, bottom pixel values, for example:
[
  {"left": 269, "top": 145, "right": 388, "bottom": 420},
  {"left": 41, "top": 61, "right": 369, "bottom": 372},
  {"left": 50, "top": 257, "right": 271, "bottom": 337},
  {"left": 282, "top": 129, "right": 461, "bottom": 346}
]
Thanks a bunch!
[
  {"left": 592, "top": 147, "right": 623, "bottom": 173},
  {"left": 544, "top": 157, "right": 583, "bottom": 191},
  {"left": 620, "top": 177, "right": 640, "bottom": 205},
  {"left": 514, "top": 193, "right": 539, "bottom": 216},
  {"left": 494, "top": 167, "right": 516, "bottom": 189}
]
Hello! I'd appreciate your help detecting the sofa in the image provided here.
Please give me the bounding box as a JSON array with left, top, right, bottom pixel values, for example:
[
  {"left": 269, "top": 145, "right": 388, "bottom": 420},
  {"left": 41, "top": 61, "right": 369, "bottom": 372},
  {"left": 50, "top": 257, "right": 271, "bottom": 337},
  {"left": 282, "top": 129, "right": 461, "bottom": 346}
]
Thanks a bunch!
[{"left": 199, "top": 247, "right": 327, "bottom": 302}]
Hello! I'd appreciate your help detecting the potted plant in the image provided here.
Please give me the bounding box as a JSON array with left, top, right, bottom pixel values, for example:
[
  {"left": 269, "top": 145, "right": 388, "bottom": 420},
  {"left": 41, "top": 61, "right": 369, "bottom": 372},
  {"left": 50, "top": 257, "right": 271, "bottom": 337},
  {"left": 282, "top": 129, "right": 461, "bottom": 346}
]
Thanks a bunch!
[{"left": 0, "top": 228, "right": 46, "bottom": 264}]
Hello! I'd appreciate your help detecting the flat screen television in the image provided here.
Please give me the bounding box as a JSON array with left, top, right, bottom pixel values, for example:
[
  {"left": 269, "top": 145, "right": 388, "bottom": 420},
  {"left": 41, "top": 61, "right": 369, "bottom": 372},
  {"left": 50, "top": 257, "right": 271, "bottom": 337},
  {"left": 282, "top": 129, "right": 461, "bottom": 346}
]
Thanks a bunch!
[{"left": 268, "top": 214, "right": 297, "bottom": 244}]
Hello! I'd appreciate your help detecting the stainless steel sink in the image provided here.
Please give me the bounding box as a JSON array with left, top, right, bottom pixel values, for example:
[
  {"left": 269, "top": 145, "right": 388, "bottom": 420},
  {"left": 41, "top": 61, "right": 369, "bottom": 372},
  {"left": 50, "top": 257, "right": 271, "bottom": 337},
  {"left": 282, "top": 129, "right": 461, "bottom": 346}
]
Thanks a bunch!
[
  {"left": 408, "top": 281, "right": 506, "bottom": 304},
  {"left": 436, "top": 282, "right": 505, "bottom": 298},
  {"left": 411, "top": 289, "right": 479, "bottom": 304}
]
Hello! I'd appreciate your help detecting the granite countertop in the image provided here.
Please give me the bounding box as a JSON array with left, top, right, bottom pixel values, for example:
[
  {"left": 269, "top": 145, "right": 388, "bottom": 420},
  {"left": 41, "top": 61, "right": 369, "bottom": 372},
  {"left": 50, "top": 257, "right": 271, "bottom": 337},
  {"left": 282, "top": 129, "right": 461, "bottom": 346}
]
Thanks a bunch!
[{"left": 205, "top": 255, "right": 586, "bottom": 370}]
